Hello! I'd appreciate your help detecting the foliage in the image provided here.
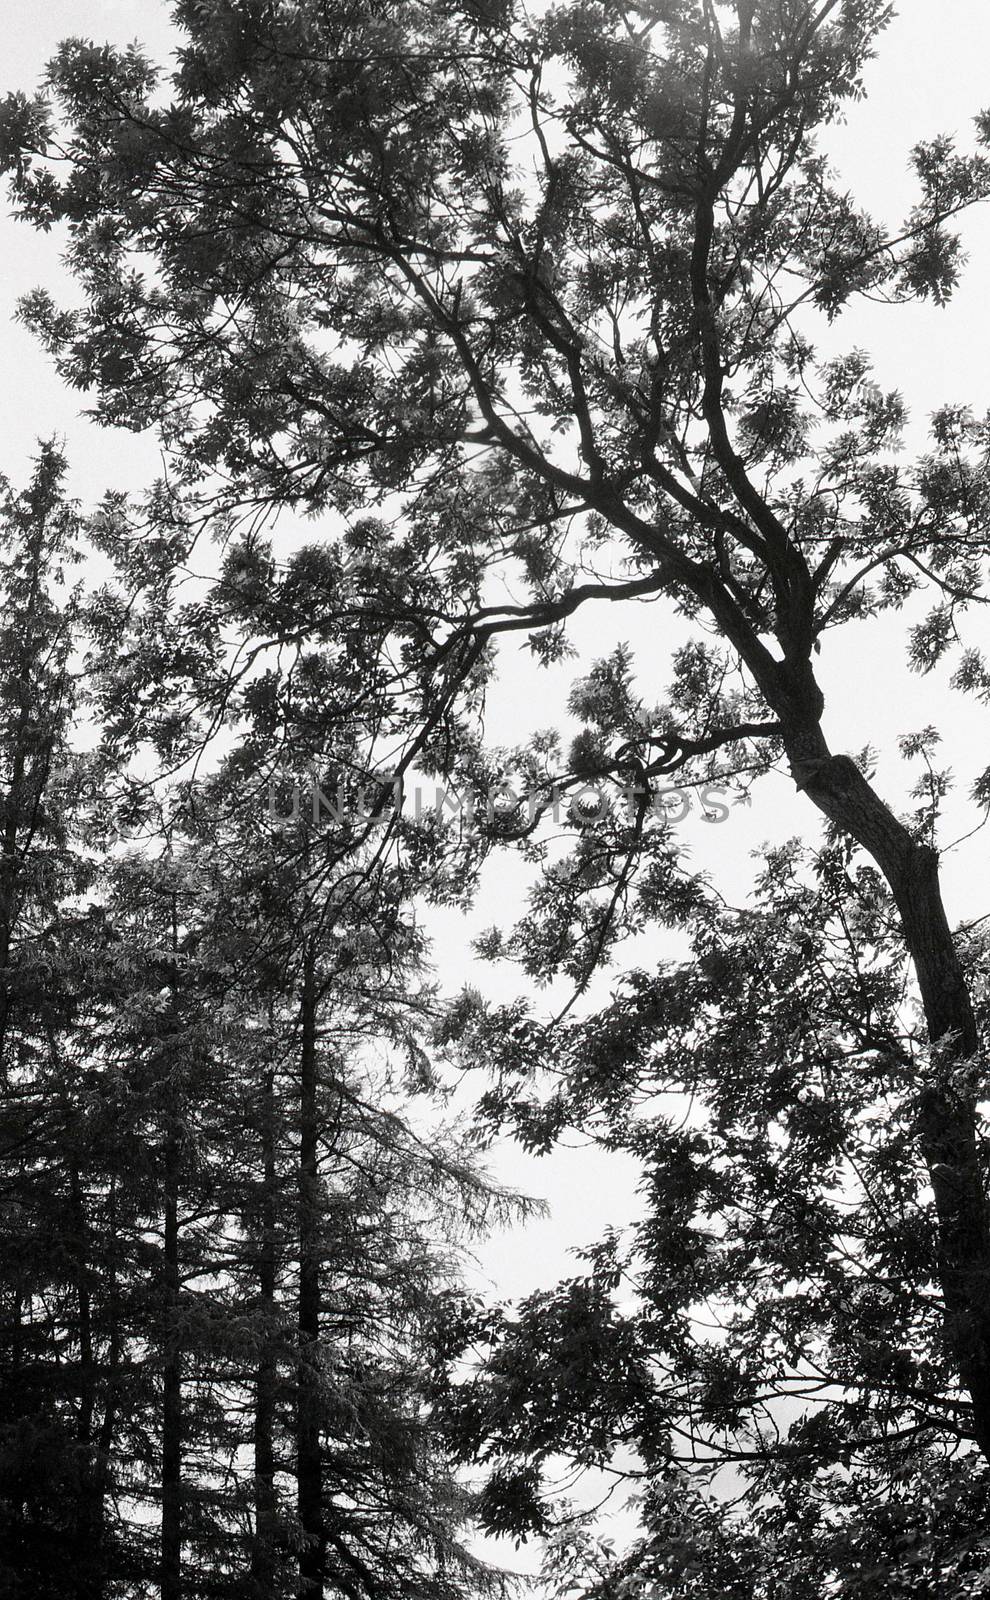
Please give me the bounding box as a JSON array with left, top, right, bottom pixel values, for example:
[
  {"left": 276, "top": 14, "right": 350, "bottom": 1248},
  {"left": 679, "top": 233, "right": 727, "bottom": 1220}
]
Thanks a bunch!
[
  {"left": 0, "top": 448, "right": 508, "bottom": 1596},
  {"left": 5, "top": 0, "right": 990, "bottom": 1592}
]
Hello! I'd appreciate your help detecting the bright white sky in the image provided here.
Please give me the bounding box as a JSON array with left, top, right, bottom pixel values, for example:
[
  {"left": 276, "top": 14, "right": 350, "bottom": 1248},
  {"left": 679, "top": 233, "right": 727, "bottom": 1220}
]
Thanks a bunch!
[{"left": 3, "top": 0, "right": 990, "bottom": 1569}]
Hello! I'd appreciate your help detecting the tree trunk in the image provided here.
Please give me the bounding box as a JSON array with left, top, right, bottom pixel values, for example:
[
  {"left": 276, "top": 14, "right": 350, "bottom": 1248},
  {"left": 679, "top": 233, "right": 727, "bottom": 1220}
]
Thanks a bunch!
[
  {"left": 297, "top": 950, "right": 325, "bottom": 1598},
  {"left": 0, "top": 519, "right": 50, "bottom": 1074},
  {"left": 252, "top": 1061, "right": 278, "bottom": 1591},
  {"left": 160, "top": 1121, "right": 182, "bottom": 1600},
  {"left": 68, "top": 1158, "right": 104, "bottom": 1596},
  {"left": 785, "top": 721, "right": 990, "bottom": 1457},
  {"left": 95, "top": 1174, "right": 122, "bottom": 1592}
]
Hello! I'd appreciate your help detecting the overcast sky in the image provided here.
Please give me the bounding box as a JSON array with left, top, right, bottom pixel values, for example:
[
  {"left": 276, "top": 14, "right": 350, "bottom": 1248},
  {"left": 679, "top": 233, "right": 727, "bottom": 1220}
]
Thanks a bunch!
[{"left": 3, "top": 12, "right": 990, "bottom": 1554}]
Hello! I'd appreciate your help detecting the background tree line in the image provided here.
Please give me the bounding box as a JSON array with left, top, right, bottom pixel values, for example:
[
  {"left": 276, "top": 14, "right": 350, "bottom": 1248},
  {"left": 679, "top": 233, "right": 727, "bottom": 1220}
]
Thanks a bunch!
[{"left": 0, "top": 446, "right": 522, "bottom": 1597}]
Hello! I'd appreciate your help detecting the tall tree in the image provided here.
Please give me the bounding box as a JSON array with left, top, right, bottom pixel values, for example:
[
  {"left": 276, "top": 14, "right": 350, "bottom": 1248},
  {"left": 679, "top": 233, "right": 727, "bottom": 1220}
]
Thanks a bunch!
[
  {"left": 0, "top": 443, "right": 510, "bottom": 1596},
  {"left": 0, "top": 446, "right": 124, "bottom": 1599},
  {"left": 81, "top": 486, "right": 516, "bottom": 1599}
]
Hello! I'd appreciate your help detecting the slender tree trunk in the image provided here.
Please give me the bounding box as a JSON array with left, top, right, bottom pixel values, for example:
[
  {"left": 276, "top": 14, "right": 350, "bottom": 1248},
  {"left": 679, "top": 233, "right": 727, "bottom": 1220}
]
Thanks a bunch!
[
  {"left": 68, "top": 1158, "right": 104, "bottom": 1595},
  {"left": 0, "top": 739, "right": 27, "bottom": 1074},
  {"left": 297, "top": 949, "right": 325, "bottom": 1598},
  {"left": 49, "top": 1024, "right": 106, "bottom": 1594},
  {"left": 252, "top": 1061, "right": 278, "bottom": 1591},
  {"left": 0, "top": 525, "right": 49, "bottom": 1072},
  {"left": 160, "top": 891, "right": 186, "bottom": 1599},
  {"left": 161, "top": 1120, "right": 182, "bottom": 1600},
  {"left": 784, "top": 717, "right": 990, "bottom": 1457},
  {"left": 95, "top": 1174, "right": 121, "bottom": 1590}
]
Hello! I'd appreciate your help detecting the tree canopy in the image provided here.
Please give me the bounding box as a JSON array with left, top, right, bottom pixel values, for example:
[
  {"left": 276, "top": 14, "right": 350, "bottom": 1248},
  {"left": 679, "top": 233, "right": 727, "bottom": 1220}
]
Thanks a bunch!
[{"left": 4, "top": 0, "right": 990, "bottom": 1593}]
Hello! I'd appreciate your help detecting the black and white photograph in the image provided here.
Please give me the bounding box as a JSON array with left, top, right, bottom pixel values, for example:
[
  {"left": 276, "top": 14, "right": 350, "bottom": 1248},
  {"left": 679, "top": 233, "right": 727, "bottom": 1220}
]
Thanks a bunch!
[{"left": 1, "top": 2, "right": 989, "bottom": 1594}]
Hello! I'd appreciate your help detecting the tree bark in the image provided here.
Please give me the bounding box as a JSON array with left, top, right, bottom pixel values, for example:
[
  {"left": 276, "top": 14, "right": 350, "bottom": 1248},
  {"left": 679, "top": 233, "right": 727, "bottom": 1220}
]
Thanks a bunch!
[
  {"left": 95, "top": 1174, "right": 122, "bottom": 1593},
  {"left": 252, "top": 1060, "right": 278, "bottom": 1591},
  {"left": 296, "top": 949, "right": 325, "bottom": 1598},
  {"left": 68, "top": 1157, "right": 105, "bottom": 1596},
  {"left": 0, "top": 513, "right": 52, "bottom": 1075},
  {"left": 160, "top": 1119, "right": 183, "bottom": 1600}
]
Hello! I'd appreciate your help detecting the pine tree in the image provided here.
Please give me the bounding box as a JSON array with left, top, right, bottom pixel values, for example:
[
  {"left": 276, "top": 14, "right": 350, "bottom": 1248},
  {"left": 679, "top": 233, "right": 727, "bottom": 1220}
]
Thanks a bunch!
[
  {"left": 71, "top": 488, "right": 513, "bottom": 1596},
  {"left": 0, "top": 443, "right": 510, "bottom": 1596},
  {"left": 0, "top": 446, "right": 117, "bottom": 1597}
]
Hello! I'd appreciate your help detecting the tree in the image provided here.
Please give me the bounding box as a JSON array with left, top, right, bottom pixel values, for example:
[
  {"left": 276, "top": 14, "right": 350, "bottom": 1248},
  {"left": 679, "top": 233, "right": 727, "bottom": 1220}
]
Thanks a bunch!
[
  {"left": 438, "top": 837, "right": 990, "bottom": 1590},
  {"left": 174, "top": 665, "right": 509, "bottom": 1600},
  {"left": 0, "top": 446, "right": 124, "bottom": 1599},
  {"left": 0, "top": 447, "right": 511, "bottom": 1595},
  {"left": 5, "top": 0, "right": 990, "bottom": 1564},
  {"left": 74, "top": 488, "right": 517, "bottom": 1598},
  {"left": 91, "top": 805, "right": 497, "bottom": 1600}
]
